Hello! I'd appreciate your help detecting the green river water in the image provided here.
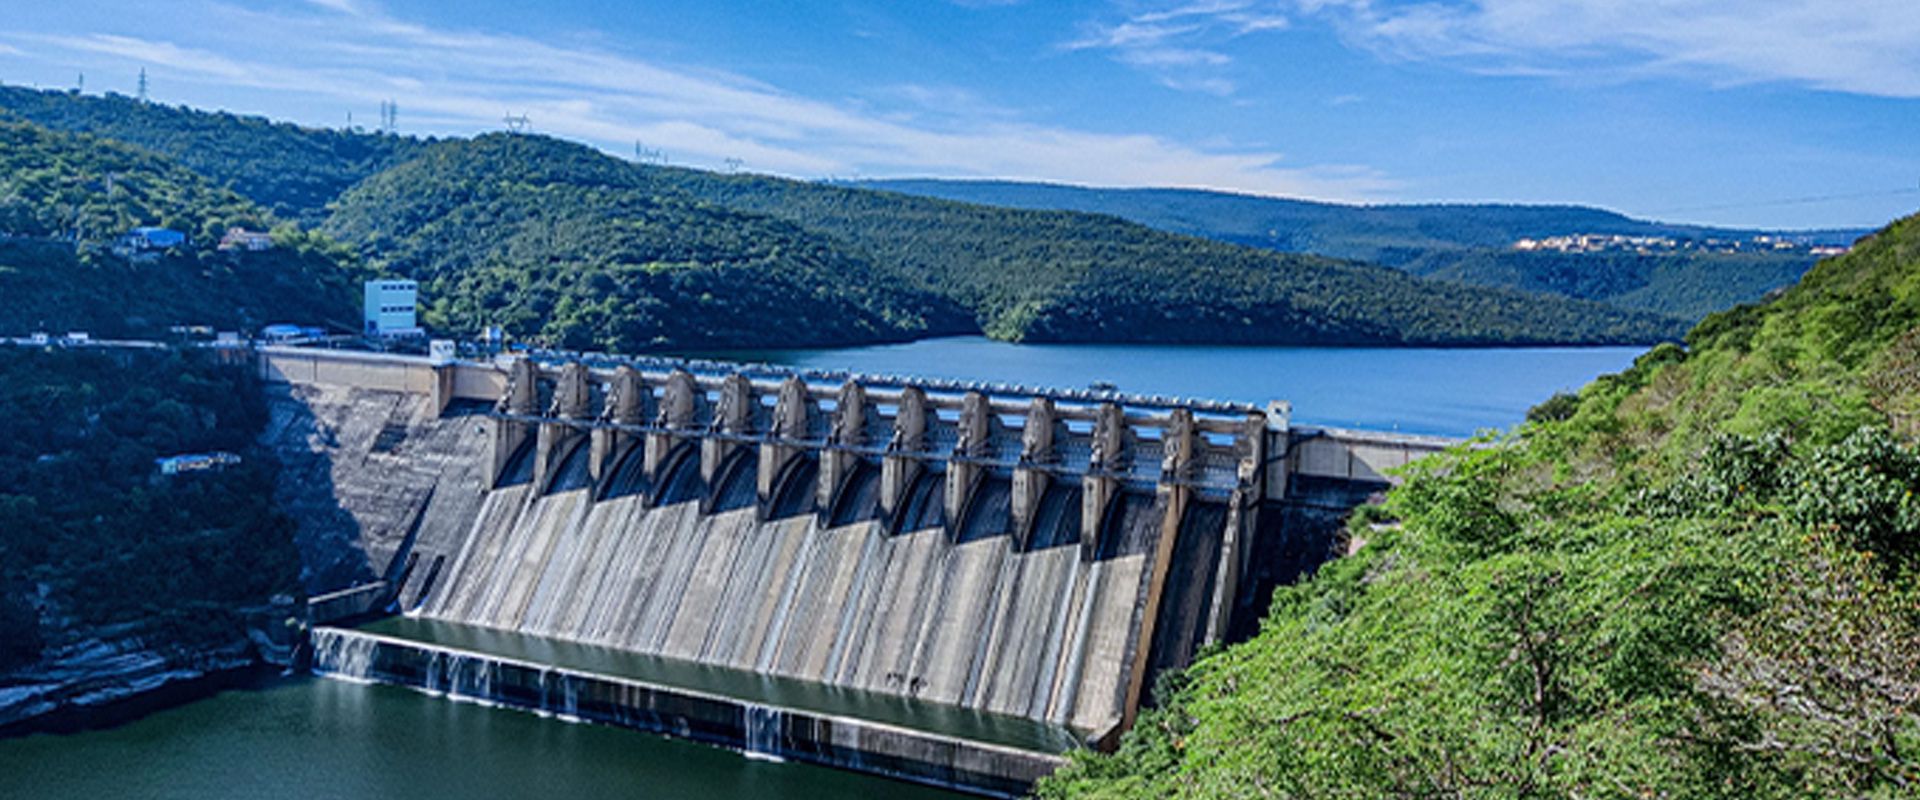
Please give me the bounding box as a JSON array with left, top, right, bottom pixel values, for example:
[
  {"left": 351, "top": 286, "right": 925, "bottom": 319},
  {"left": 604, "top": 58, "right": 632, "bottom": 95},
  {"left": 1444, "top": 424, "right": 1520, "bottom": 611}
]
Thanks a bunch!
[{"left": 0, "top": 674, "right": 965, "bottom": 799}]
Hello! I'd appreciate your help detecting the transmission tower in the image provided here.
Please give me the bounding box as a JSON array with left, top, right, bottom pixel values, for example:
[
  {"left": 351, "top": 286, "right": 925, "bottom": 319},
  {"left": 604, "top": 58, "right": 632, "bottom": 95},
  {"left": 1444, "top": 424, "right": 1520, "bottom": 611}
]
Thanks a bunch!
[
  {"left": 136, "top": 68, "right": 148, "bottom": 102},
  {"left": 634, "top": 140, "right": 666, "bottom": 165},
  {"left": 503, "top": 113, "right": 531, "bottom": 134},
  {"left": 75, "top": 72, "right": 83, "bottom": 93},
  {"left": 378, "top": 100, "right": 398, "bottom": 133},
  {"left": 724, "top": 157, "right": 744, "bottom": 174}
]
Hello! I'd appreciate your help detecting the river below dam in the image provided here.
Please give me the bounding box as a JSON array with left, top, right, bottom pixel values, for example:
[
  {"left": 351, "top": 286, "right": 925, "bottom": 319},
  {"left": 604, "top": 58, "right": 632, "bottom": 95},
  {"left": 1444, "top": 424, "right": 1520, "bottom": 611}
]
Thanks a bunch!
[
  {"left": 0, "top": 674, "right": 967, "bottom": 800},
  {"left": 1, "top": 341, "right": 1647, "bottom": 797},
  {"left": 707, "top": 338, "right": 1647, "bottom": 437}
]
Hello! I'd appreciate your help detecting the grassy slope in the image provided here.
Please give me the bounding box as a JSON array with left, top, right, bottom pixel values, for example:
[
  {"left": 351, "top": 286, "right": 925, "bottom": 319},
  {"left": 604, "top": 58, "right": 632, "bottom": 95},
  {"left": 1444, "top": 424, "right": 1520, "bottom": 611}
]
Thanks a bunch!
[{"left": 1040, "top": 213, "right": 1920, "bottom": 798}]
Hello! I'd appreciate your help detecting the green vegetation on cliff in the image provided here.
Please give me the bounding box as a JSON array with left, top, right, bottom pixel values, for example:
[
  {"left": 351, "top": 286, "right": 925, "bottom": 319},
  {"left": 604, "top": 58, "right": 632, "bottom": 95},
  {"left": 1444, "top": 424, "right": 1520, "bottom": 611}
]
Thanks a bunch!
[
  {"left": 0, "top": 347, "right": 301, "bottom": 672},
  {"left": 0, "top": 120, "right": 365, "bottom": 336},
  {"left": 1041, "top": 214, "right": 1920, "bottom": 798}
]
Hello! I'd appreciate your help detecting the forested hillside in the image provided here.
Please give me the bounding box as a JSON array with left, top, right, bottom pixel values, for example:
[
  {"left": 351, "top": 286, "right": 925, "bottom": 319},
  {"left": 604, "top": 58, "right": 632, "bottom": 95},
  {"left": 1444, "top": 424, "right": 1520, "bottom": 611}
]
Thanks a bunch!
[
  {"left": 322, "top": 134, "right": 1683, "bottom": 348},
  {"left": 0, "top": 347, "right": 300, "bottom": 673},
  {"left": 630, "top": 157, "right": 1683, "bottom": 345},
  {"left": 0, "top": 86, "right": 422, "bottom": 223},
  {"left": 858, "top": 178, "right": 1863, "bottom": 320},
  {"left": 1040, "top": 213, "right": 1920, "bottom": 798},
  {"left": 322, "top": 135, "right": 967, "bottom": 351},
  {"left": 1397, "top": 248, "right": 1816, "bottom": 321},
  {"left": 0, "top": 120, "right": 365, "bottom": 336},
  {"left": 1, "top": 87, "right": 1686, "bottom": 348}
]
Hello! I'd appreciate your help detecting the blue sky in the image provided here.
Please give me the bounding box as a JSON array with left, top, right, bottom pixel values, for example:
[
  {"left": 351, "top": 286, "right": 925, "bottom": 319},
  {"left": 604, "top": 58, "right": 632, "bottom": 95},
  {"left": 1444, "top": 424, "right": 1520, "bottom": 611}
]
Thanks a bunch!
[{"left": 1, "top": 0, "right": 1915, "bottom": 229}]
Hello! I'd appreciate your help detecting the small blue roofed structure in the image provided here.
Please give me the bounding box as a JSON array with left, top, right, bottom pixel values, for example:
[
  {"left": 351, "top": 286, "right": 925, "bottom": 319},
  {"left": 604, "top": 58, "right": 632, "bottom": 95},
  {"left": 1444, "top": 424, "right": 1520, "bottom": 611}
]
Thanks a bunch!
[
  {"left": 260, "top": 323, "right": 326, "bottom": 343},
  {"left": 155, "top": 452, "right": 241, "bottom": 476},
  {"left": 122, "top": 227, "right": 186, "bottom": 249}
]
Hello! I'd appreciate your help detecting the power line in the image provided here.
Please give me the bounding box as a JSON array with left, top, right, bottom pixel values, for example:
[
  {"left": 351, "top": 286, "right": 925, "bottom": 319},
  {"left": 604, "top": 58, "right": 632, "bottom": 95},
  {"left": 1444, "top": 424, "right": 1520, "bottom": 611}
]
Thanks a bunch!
[{"left": 1649, "top": 183, "right": 1920, "bottom": 216}]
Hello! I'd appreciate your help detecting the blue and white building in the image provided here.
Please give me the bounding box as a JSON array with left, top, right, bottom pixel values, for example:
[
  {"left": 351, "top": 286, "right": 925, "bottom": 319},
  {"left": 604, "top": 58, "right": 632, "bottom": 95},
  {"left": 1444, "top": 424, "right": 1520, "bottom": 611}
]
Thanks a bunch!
[{"left": 363, "top": 279, "right": 423, "bottom": 337}]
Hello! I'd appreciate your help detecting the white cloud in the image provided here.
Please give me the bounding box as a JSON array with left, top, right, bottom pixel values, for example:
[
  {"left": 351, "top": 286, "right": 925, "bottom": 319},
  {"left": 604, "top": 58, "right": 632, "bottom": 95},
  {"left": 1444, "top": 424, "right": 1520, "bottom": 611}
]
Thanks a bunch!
[
  {"left": 2, "top": 0, "right": 1392, "bottom": 200},
  {"left": 1065, "top": 2, "right": 1291, "bottom": 95},
  {"left": 1292, "top": 0, "right": 1920, "bottom": 98}
]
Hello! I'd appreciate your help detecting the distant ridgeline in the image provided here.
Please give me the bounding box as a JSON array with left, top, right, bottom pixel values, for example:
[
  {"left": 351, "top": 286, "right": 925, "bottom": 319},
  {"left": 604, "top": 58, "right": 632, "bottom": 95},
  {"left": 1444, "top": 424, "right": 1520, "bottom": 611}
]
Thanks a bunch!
[
  {"left": 0, "top": 86, "right": 1681, "bottom": 348},
  {"left": 854, "top": 179, "right": 1872, "bottom": 321}
]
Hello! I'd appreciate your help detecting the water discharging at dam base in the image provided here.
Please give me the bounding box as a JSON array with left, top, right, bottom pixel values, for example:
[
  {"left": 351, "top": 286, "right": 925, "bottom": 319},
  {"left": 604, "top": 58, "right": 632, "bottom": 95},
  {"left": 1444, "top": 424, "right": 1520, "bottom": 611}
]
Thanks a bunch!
[{"left": 267, "top": 347, "right": 1453, "bottom": 795}]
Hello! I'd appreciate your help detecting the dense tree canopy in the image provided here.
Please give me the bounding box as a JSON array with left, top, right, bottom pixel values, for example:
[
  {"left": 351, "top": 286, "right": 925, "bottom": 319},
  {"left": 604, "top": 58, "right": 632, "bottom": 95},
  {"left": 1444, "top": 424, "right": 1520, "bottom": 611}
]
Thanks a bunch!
[
  {"left": 0, "top": 120, "right": 365, "bottom": 336},
  {"left": 0, "top": 347, "right": 301, "bottom": 671},
  {"left": 1040, "top": 214, "right": 1920, "bottom": 798},
  {"left": 630, "top": 151, "right": 1687, "bottom": 346},
  {"left": 321, "top": 134, "right": 967, "bottom": 350}
]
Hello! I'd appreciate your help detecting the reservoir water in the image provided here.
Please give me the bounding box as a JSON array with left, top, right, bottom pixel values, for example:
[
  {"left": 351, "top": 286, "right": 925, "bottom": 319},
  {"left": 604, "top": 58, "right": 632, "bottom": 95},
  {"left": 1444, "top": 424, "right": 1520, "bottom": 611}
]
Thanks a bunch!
[
  {"left": 708, "top": 338, "right": 1646, "bottom": 437},
  {"left": 1, "top": 341, "right": 1648, "bottom": 796}
]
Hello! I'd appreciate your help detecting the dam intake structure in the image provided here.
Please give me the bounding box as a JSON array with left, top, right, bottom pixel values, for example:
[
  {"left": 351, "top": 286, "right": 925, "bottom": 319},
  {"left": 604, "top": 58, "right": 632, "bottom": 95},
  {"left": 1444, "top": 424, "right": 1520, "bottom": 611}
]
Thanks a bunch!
[{"left": 261, "top": 346, "right": 1451, "bottom": 795}]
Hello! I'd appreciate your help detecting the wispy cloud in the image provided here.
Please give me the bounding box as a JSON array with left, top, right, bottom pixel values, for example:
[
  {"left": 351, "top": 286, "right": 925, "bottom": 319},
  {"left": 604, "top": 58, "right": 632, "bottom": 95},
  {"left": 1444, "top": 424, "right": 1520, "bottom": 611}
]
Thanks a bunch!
[
  {"left": 1292, "top": 0, "right": 1920, "bottom": 98},
  {"left": 1065, "top": 1, "right": 1291, "bottom": 96},
  {"left": 0, "top": 0, "right": 1390, "bottom": 200}
]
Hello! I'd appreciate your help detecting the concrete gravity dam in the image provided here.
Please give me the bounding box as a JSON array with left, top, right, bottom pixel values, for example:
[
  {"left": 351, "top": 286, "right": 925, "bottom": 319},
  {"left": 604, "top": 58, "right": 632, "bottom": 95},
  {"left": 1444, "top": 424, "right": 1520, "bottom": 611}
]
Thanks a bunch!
[{"left": 262, "top": 346, "right": 1451, "bottom": 796}]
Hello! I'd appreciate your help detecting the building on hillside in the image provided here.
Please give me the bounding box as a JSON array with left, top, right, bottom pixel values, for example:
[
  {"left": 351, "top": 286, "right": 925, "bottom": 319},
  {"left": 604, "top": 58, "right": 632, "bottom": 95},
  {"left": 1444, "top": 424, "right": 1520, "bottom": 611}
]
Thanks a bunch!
[
  {"left": 364, "top": 279, "right": 423, "bottom": 338},
  {"left": 218, "top": 227, "right": 274, "bottom": 251},
  {"left": 155, "top": 451, "right": 242, "bottom": 476},
  {"left": 113, "top": 226, "right": 186, "bottom": 261}
]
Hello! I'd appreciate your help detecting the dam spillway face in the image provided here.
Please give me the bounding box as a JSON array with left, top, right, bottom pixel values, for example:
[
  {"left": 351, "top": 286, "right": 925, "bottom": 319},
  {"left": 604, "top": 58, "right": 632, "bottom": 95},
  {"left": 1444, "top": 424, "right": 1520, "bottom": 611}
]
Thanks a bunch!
[{"left": 379, "top": 357, "right": 1277, "bottom": 741}]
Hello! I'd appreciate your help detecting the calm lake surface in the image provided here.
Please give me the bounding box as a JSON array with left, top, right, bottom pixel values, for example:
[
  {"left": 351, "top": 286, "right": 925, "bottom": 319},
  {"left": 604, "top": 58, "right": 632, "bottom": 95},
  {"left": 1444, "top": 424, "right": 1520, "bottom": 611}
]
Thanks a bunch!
[
  {"left": 0, "top": 676, "right": 963, "bottom": 800},
  {"left": 711, "top": 338, "right": 1647, "bottom": 437},
  {"left": 0, "top": 340, "right": 1647, "bottom": 797}
]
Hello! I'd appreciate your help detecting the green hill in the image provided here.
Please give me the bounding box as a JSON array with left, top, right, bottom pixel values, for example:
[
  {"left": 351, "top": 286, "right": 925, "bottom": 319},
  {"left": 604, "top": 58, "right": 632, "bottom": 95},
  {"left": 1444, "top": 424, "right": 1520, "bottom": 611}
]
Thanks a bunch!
[
  {"left": 1, "top": 87, "right": 1685, "bottom": 348},
  {"left": 623, "top": 156, "right": 1685, "bottom": 345},
  {"left": 1398, "top": 247, "right": 1817, "bottom": 321},
  {"left": 321, "top": 134, "right": 966, "bottom": 351},
  {"left": 0, "top": 86, "right": 423, "bottom": 224},
  {"left": 324, "top": 134, "right": 1685, "bottom": 348},
  {"left": 856, "top": 178, "right": 1866, "bottom": 320},
  {"left": 1040, "top": 213, "right": 1920, "bottom": 798},
  {"left": 0, "top": 120, "right": 364, "bottom": 336}
]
